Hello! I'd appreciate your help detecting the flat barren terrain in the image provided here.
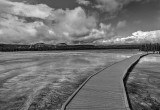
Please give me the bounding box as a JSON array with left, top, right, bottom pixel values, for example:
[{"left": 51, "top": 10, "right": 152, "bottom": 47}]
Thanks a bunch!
[
  {"left": 127, "top": 54, "right": 160, "bottom": 110},
  {"left": 0, "top": 50, "right": 138, "bottom": 110}
]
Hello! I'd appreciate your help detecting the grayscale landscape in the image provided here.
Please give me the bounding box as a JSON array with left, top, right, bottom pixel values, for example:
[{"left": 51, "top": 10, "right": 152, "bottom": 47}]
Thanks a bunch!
[{"left": 1, "top": 0, "right": 160, "bottom": 110}]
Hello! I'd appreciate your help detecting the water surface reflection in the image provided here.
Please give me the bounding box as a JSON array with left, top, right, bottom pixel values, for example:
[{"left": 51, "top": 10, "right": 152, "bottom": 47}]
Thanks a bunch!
[{"left": 0, "top": 50, "right": 138, "bottom": 110}]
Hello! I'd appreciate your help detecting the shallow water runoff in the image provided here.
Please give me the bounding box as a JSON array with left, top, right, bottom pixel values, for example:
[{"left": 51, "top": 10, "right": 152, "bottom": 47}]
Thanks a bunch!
[
  {"left": 0, "top": 50, "right": 141, "bottom": 110},
  {"left": 127, "top": 54, "right": 160, "bottom": 110}
]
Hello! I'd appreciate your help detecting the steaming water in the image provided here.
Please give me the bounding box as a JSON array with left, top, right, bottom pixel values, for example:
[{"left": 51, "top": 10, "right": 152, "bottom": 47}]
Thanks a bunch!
[
  {"left": 127, "top": 54, "right": 160, "bottom": 110},
  {"left": 0, "top": 50, "right": 139, "bottom": 110}
]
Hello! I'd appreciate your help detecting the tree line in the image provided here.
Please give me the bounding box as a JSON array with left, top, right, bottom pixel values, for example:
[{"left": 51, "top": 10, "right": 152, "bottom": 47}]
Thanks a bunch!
[
  {"left": 139, "top": 43, "right": 160, "bottom": 53},
  {"left": 0, "top": 43, "right": 160, "bottom": 52}
]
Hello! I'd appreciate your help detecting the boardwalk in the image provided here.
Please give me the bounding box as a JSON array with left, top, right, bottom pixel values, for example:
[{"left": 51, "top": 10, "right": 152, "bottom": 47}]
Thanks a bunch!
[{"left": 61, "top": 54, "right": 146, "bottom": 110}]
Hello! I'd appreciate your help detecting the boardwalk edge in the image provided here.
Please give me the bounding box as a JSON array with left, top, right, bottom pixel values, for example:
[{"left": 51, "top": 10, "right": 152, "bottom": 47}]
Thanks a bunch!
[
  {"left": 61, "top": 62, "right": 121, "bottom": 110},
  {"left": 122, "top": 54, "right": 148, "bottom": 110},
  {"left": 61, "top": 53, "right": 148, "bottom": 110}
]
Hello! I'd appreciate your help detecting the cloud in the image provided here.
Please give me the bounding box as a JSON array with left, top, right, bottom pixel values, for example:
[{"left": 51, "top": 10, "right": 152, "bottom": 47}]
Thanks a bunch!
[
  {"left": 53, "top": 7, "right": 97, "bottom": 39},
  {"left": 0, "top": 0, "right": 156, "bottom": 45},
  {"left": 3, "top": 0, "right": 154, "bottom": 45},
  {"left": 74, "top": 23, "right": 116, "bottom": 43},
  {"left": 0, "top": 0, "right": 53, "bottom": 19},
  {"left": 117, "top": 20, "right": 127, "bottom": 28},
  {"left": 76, "top": 0, "right": 91, "bottom": 6},
  {"left": 98, "top": 30, "right": 160, "bottom": 44},
  {"left": 0, "top": 0, "right": 100, "bottom": 44},
  {"left": 131, "top": 30, "right": 160, "bottom": 43},
  {"left": 91, "top": 0, "right": 151, "bottom": 13},
  {"left": 0, "top": 30, "right": 3, "bottom": 35},
  {"left": 95, "top": 0, "right": 121, "bottom": 12},
  {"left": 76, "top": 0, "right": 125, "bottom": 12},
  {"left": 0, "top": 14, "right": 45, "bottom": 44},
  {"left": 133, "top": 20, "right": 141, "bottom": 24}
]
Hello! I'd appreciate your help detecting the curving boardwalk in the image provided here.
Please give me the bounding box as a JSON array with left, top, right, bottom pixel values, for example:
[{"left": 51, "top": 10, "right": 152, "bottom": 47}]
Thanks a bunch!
[{"left": 61, "top": 54, "right": 146, "bottom": 110}]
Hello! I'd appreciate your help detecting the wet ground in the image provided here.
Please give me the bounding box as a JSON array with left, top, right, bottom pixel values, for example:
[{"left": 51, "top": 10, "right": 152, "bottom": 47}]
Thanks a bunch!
[
  {"left": 127, "top": 54, "right": 160, "bottom": 110},
  {"left": 0, "top": 50, "right": 139, "bottom": 110}
]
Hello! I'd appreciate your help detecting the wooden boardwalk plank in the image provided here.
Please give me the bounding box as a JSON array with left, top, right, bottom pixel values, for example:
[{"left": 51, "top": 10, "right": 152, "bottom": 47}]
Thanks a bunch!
[{"left": 62, "top": 54, "right": 146, "bottom": 110}]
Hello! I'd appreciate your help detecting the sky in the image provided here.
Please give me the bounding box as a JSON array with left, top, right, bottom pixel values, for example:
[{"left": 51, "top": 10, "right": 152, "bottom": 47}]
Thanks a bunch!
[{"left": 0, "top": 0, "right": 160, "bottom": 44}]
